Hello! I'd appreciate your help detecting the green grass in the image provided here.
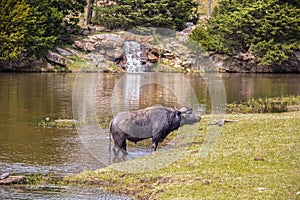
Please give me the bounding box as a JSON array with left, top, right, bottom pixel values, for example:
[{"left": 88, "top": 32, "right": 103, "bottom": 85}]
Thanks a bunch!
[
  {"left": 66, "top": 55, "right": 86, "bottom": 71},
  {"left": 227, "top": 96, "right": 300, "bottom": 113},
  {"left": 65, "top": 111, "right": 300, "bottom": 199}
]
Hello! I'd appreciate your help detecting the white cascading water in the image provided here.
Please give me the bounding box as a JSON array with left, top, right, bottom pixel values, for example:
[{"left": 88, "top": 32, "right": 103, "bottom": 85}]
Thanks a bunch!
[{"left": 123, "top": 41, "right": 146, "bottom": 73}]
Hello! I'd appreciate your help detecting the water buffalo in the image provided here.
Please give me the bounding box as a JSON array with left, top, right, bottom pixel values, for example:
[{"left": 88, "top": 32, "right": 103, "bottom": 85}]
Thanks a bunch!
[{"left": 109, "top": 106, "right": 201, "bottom": 155}]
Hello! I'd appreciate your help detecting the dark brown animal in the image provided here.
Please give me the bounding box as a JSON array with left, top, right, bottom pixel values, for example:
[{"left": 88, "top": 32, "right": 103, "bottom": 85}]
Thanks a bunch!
[{"left": 109, "top": 106, "right": 201, "bottom": 155}]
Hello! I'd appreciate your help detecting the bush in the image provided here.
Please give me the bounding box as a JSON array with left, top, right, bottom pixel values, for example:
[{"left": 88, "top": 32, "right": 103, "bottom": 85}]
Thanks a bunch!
[{"left": 191, "top": 0, "right": 300, "bottom": 66}]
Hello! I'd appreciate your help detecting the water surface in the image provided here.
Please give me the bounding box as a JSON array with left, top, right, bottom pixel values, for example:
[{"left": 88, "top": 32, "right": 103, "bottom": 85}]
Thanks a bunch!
[{"left": 0, "top": 72, "right": 299, "bottom": 198}]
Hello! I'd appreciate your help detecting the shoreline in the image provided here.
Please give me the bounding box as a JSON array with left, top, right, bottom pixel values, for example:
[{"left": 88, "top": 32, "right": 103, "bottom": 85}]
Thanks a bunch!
[
  {"left": 5, "top": 107, "right": 299, "bottom": 199},
  {"left": 64, "top": 110, "right": 300, "bottom": 199}
]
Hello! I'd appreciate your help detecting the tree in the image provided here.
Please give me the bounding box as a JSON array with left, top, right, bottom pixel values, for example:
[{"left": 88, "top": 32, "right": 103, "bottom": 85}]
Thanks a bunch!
[
  {"left": 0, "top": 0, "right": 86, "bottom": 64},
  {"left": 0, "top": 0, "right": 30, "bottom": 61},
  {"left": 191, "top": 0, "right": 300, "bottom": 66},
  {"left": 92, "top": 0, "right": 198, "bottom": 31},
  {"left": 86, "top": 0, "right": 95, "bottom": 25},
  {"left": 24, "top": 0, "right": 86, "bottom": 58},
  {"left": 207, "top": 0, "right": 211, "bottom": 18}
]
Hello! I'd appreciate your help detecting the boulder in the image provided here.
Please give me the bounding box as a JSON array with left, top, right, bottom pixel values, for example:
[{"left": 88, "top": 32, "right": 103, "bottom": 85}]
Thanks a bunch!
[
  {"left": 73, "top": 40, "right": 85, "bottom": 50},
  {"left": 46, "top": 51, "right": 66, "bottom": 66},
  {"left": 55, "top": 47, "right": 74, "bottom": 56},
  {"left": 89, "top": 34, "right": 124, "bottom": 49},
  {"left": 88, "top": 53, "right": 110, "bottom": 67},
  {"left": 105, "top": 47, "right": 124, "bottom": 61},
  {"left": 73, "top": 40, "right": 95, "bottom": 52},
  {"left": 88, "top": 26, "right": 110, "bottom": 33},
  {"left": 65, "top": 48, "right": 81, "bottom": 56},
  {"left": 81, "top": 29, "right": 90, "bottom": 36},
  {"left": 147, "top": 53, "right": 158, "bottom": 63}
]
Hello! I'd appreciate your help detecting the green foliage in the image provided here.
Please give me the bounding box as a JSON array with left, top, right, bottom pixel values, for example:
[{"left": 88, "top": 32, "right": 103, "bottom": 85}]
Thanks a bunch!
[
  {"left": 0, "top": 0, "right": 30, "bottom": 61},
  {"left": 0, "top": 0, "right": 86, "bottom": 63},
  {"left": 25, "top": 0, "right": 64, "bottom": 58},
  {"left": 191, "top": 0, "right": 300, "bottom": 66},
  {"left": 189, "top": 25, "right": 217, "bottom": 51},
  {"left": 25, "top": 0, "right": 86, "bottom": 58},
  {"left": 92, "top": 0, "right": 198, "bottom": 31}
]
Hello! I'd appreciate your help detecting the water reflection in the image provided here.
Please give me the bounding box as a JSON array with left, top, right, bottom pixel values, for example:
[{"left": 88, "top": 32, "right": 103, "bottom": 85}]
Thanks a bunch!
[
  {"left": 73, "top": 73, "right": 205, "bottom": 167},
  {"left": 110, "top": 73, "right": 205, "bottom": 114},
  {"left": 0, "top": 73, "right": 299, "bottom": 175},
  {"left": 0, "top": 73, "right": 101, "bottom": 175},
  {"left": 221, "top": 73, "right": 300, "bottom": 102},
  {"left": 0, "top": 72, "right": 300, "bottom": 197}
]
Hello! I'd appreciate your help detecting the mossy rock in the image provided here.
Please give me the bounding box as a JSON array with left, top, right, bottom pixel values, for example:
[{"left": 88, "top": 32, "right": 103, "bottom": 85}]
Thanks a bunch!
[{"left": 38, "top": 118, "right": 76, "bottom": 128}]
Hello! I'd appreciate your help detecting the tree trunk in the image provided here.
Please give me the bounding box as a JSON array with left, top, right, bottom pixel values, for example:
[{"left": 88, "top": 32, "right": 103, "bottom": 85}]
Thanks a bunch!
[
  {"left": 207, "top": 0, "right": 211, "bottom": 18},
  {"left": 86, "top": 0, "right": 94, "bottom": 25}
]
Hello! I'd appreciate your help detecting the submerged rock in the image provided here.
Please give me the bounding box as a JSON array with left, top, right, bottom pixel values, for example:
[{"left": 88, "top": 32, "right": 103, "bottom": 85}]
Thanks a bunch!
[{"left": 38, "top": 118, "right": 76, "bottom": 128}]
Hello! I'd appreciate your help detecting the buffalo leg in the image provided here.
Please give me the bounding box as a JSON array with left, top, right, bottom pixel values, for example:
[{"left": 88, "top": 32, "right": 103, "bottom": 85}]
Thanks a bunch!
[
  {"left": 113, "top": 138, "right": 128, "bottom": 155},
  {"left": 120, "top": 139, "right": 128, "bottom": 155},
  {"left": 152, "top": 138, "right": 159, "bottom": 152}
]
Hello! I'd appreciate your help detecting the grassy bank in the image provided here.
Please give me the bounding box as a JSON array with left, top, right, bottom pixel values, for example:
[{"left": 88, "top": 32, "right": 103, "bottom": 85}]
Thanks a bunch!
[
  {"left": 227, "top": 96, "right": 300, "bottom": 114},
  {"left": 65, "top": 111, "right": 300, "bottom": 199}
]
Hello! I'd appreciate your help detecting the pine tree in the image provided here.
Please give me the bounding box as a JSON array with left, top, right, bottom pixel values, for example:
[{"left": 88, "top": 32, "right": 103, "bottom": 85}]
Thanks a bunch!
[
  {"left": 0, "top": 0, "right": 86, "bottom": 63},
  {"left": 24, "top": 0, "right": 86, "bottom": 58},
  {"left": 0, "top": 0, "right": 30, "bottom": 61},
  {"left": 191, "top": 0, "right": 300, "bottom": 66},
  {"left": 92, "top": 0, "right": 198, "bottom": 30}
]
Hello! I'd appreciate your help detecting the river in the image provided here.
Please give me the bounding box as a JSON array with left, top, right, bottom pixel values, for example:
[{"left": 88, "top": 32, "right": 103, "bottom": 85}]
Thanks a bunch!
[{"left": 0, "top": 72, "right": 299, "bottom": 199}]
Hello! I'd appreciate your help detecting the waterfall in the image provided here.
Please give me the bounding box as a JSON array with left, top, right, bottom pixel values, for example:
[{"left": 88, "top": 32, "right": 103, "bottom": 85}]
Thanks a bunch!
[{"left": 124, "top": 41, "right": 146, "bottom": 73}]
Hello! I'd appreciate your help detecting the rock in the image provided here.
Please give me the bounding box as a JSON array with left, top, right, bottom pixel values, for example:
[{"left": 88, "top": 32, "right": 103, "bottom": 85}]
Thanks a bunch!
[
  {"left": 40, "top": 67, "right": 47, "bottom": 72},
  {"left": 73, "top": 40, "right": 85, "bottom": 50},
  {"left": 81, "top": 29, "right": 90, "bottom": 36},
  {"left": 181, "top": 26, "right": 194, "bottom": 35},
  {"left": 147, "top": 53, "right": 158, "bottom": 63},
  {"left": 234, "top": 51, "right": 256, "bottom": 61},
  {"left": 163, "top": 52, "right": 176, "bottom": 59},
  {"left": 55, "top": 47, "right": 73, "bottom": 56},
  {"left": 88, "top": 53, "right": 110, "bottom": 67},
  {"left": 46, "top": 62, "right": 55, "bottom": 70},
  {"left": 0, "top": 176, "right": 26, "bottom": 185},
  {"left": 46, "top": 51, "right": 66, "bottom": 66},
  {"left": 38, "top": 118, "right": 76, "bottom": 128},
  {"left": 211, "top": 50, "right": 300, "bottom": 73},
  {"left": 89, "top": 34, "right": 124, "bottom": 49},
  {"left": 85, "top": 43, "right": 96, "bottom": 52},
  {"left": 66, "top": 48, "right": 81, "bottom": 56},
  {"left": 88, "top": 26, "right": 109, "bottom": 33},
  {"left": 0, "top": 172, "right": 10, "bottom": 180},
  {"left": 182, "top": 61, "right": 192, "bottom": 68},
  {"left": 99, "top": 48, "right": 106, "bottom": 55},
  {"left": 105, "top": 47, "right": 124, "bottom": 61},
  {"left": 73, "top": 40, "right": 95, "bottom": 52}
]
